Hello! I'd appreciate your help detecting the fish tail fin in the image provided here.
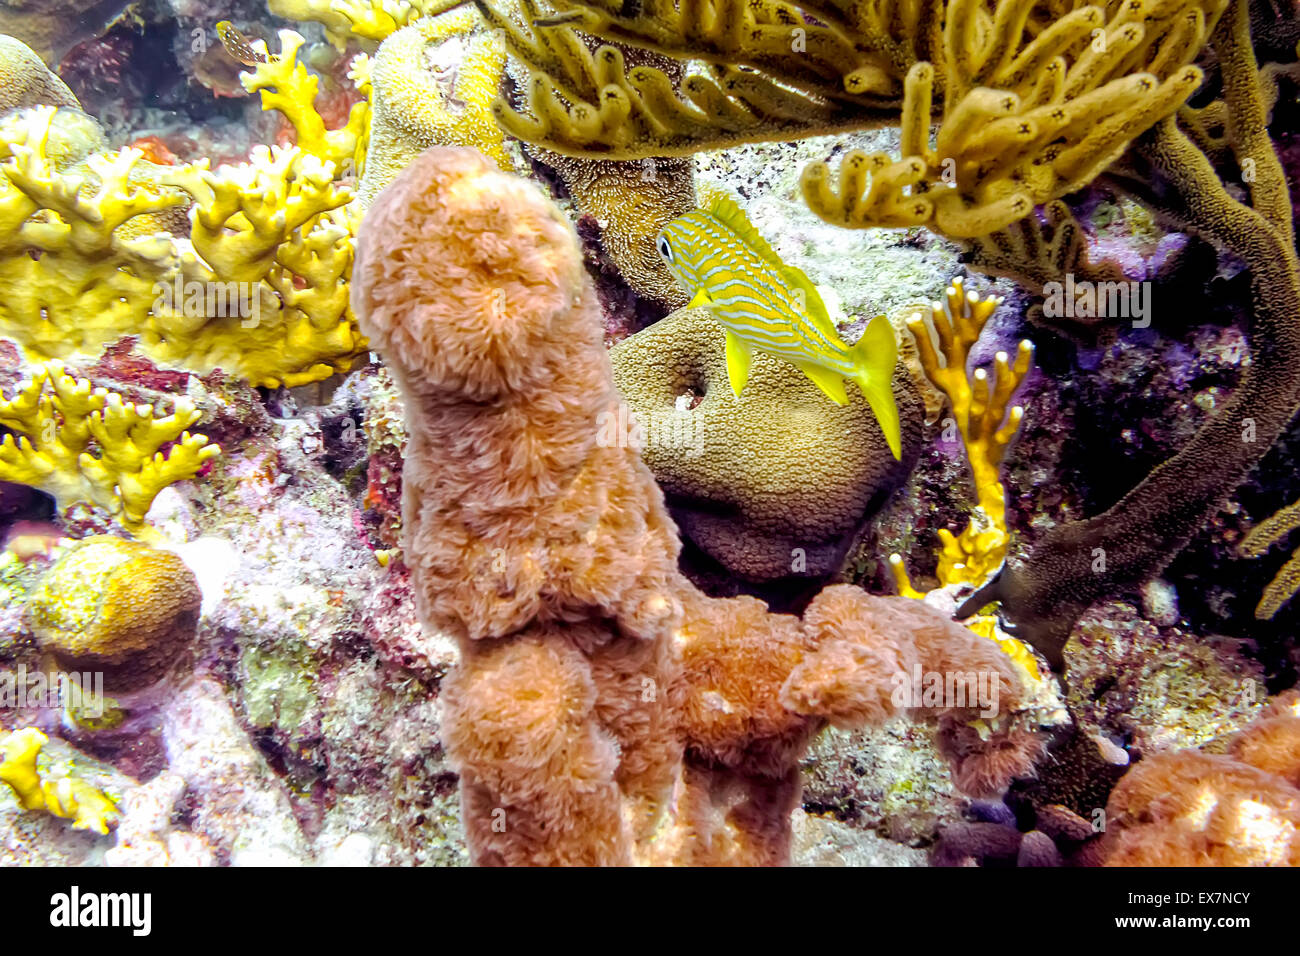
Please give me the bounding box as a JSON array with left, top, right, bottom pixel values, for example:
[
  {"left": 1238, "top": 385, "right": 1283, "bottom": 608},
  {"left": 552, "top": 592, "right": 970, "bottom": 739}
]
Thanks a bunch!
[{"left": 849, "top": 315, "right": 902, "bottom": 460}]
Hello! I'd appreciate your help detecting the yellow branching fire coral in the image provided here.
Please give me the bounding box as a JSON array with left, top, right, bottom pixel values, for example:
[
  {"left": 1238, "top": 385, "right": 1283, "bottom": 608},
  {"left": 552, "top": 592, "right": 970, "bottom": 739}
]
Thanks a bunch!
[
  {"left": 0, "top": 108, "right": 186, "bottom": 362},
  {"left": 888, "top": 277, "right": 1036, "bottom": 674},
  {"left": 900, "top": 277, "right": 1033, "bottom": 590},
  {"left": 0, "top": 106, "right": 366, "bottom": 389},
  {"left": 0, "top": 728, "right": 119, "bottom": 835},
  {"left": 159, "top": 146, "right": 364, "bottom": 387},
  {"left": 0, "top": 362, "right": 218, "bottom": 532},
  {"left": 238, "top": 30, "right": 370, "bottom": 171},
  {"left": 270, "top": 0, "right": 468, "bottom": 46}
]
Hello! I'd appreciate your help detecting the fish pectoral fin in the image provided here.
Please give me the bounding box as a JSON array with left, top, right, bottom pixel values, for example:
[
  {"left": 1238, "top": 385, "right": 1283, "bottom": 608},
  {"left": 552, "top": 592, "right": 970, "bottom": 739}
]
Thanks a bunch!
[
  {"left": 795, "top": 362, "right": 849, "bottom": 405},
  {"left": 688, "top": 287, "right": 712, "bottom": 309},
  {"left": 724, "top": 331, "right": 755, "bottom": 397}
]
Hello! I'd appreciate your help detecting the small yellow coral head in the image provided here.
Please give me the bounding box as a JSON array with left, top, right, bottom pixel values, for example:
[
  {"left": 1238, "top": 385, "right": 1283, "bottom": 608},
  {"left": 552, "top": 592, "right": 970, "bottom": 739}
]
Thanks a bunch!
[{"left": 26, "top": 537, "right": 202, "bottom": 691}]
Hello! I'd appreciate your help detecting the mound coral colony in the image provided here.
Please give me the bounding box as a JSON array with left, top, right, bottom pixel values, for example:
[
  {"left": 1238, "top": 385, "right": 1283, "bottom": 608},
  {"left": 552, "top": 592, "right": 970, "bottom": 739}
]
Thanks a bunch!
[{"left": 0, "top": 0, "right": 1296, "bottom": 879}]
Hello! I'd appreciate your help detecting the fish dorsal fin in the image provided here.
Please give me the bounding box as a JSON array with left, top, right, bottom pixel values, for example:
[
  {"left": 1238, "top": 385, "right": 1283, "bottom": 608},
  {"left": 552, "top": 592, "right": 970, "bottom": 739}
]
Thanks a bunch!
[
  {"left": 702, "top": 189, "right": 782, "bottom": 266},
  {"left": 702, "top": 187, "right": 843, "bottom": 343}
]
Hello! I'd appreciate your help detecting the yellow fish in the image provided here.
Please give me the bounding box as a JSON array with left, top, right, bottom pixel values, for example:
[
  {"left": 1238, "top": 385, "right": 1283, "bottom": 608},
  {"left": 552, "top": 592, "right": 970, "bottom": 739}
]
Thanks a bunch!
[{"left": 657, "top": 193, "right": 902, "bottom": 459}]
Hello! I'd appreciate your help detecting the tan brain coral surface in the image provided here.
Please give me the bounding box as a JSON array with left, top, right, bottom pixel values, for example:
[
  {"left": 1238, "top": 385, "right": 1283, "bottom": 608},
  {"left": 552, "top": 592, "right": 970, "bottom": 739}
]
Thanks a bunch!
[
  {"left": 26, "top": 537, "right": 202, "bottom": 691},
  {"left": 610, "top": 307, "right": 923, "bottom": 581},
  {"left": 540, "top": 151, "right": 694, "bottom": 309},
  {"left": 0, "top": 35, "right": 78, "bottom": 113}
]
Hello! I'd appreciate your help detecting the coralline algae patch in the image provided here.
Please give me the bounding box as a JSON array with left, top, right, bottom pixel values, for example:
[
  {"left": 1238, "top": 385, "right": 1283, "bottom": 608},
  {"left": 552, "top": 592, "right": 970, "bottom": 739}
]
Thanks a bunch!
[
  {"left": 800, "top": 722, "right": 970, "bottom": 846},
  {"left": 1067, "top": 600, "right": 1266, "bottom": 755},
  {"left": 157, "top": 366, "right": 463, "bottom": 863}
]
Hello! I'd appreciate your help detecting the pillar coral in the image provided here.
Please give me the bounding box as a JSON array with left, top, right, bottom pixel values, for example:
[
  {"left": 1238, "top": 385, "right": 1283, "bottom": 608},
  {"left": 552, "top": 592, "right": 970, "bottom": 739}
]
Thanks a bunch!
[{"left": 352, "top": 146, "right": 1040, "bottom": 866}]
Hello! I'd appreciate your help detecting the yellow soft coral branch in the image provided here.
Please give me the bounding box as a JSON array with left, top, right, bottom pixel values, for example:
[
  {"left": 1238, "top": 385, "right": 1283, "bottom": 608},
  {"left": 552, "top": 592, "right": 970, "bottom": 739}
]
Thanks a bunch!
[
  {"left": 490, "top": 0, "right": 1222, "bottom": 239},
  {"left": 0, "top": 362, "right": 219, "bottom": 532},
  {"left": 803, "top": 47, "right": 1209, "bottom": 237},
  {"left": 0, "top": 728, "right": 119, "bottom": 834}
]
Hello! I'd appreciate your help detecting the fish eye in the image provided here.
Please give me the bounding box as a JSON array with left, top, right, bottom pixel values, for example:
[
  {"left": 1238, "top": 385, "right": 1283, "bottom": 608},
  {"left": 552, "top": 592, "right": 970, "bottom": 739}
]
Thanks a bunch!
[{"left": 657, "top": 235, "right": 673, "bottom": 262}]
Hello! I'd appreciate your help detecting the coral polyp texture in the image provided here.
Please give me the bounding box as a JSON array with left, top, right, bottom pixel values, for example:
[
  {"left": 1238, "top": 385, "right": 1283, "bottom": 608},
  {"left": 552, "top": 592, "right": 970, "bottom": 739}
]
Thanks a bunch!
[
  {"left": 354, "top": 14, "right": 514, "bottom": 208},
  {"left": 26, "top": 536, "right": 202, "bottom": 691}
]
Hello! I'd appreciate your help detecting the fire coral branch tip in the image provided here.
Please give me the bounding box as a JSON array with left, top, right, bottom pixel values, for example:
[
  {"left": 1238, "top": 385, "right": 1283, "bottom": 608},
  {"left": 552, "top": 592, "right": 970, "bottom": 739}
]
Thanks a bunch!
[
  {"left": 0, "top": 728, "right": 119, "bottom": 835},
  {"left": 238, "top": 30, "right": 370, "bottom": 170}
]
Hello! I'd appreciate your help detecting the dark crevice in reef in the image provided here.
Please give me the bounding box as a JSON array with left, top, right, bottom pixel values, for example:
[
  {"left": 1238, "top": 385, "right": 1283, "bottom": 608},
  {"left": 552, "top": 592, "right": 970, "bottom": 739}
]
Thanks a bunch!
[
  {"left": 675, "top": 534, "right": 830, "bottom": 616},
  {"left": 63, "top": 17, "right": 249, "bottom": 129}
]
